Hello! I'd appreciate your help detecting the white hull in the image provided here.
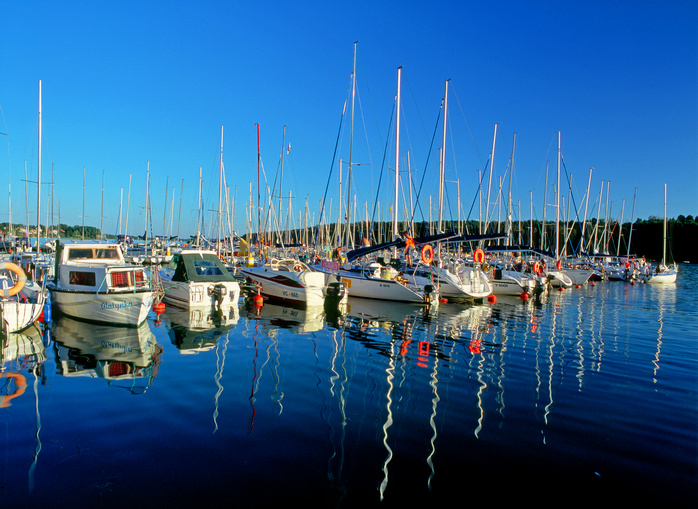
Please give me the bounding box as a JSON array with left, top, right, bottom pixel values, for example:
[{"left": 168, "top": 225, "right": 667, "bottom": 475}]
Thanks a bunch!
[
  {"left": 1, "top": 277, "right": 47, "bottom": 334},
  {"left": 333, "top": 268, "right": 437, "bottom": 304},
  {"left": 159, "top": 272, "right": 240, "bottom": 308},
  {"left": 241, "top": 264, "right": 326, "bottom": 308},
  {"left": 639, "top": 270, "right": 678, "bottom": 284},
  {"left": 50, "top": 288, "right": 153, "bottom": 326},
  {"left": 405, "top": 265, "right": 490, "bottom": 301},
  {"left": 490, "top": 274, "right": 535, "bottom": 296},
  {"left": 562, "top": 268, "right": 595, "bottom": 285},
  {"left": 547, "top": 270, "right": 573, "bottom": 288}
]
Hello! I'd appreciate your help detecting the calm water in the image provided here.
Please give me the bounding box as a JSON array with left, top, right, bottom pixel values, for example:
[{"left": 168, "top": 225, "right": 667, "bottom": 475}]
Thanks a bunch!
[{"left": 1, "top": 266, "right": 697, "bottom": 507}]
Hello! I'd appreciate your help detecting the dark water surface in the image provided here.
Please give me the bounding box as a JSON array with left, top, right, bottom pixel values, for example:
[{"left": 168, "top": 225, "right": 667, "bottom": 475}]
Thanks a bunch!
[{"left": 2, "top": 266, "right": 697, "bottom": 507}]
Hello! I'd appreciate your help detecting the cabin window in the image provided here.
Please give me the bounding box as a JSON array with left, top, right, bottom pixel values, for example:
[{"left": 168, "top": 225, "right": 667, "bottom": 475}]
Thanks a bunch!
[
  {"left": 111, "top": 271, "right": 128, "bottom": 288},
  {"left": 69, "top": 271, "right": 96, "bottom": 286},
  {"left": 193, "top": 260, "right": 224, "bottom": 276},
  {"left": 68, "top": 249, "right": 94, "bottom": 260},
  {"left": 96, "top": 248, "right": 120, "bottom": 259}
]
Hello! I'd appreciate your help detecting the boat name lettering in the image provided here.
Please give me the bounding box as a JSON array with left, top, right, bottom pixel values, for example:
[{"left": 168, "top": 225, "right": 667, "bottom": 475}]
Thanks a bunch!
[{"left": 100, "top": 301, "right": 134, "bottom": 310}]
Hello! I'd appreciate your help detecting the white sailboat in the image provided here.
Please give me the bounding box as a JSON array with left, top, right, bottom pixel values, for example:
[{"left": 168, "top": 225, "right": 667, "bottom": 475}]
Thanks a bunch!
[
  {"left": 639, "top": 184, "right": 678, "bottom": 284},
  {"left": 316, "top": 66, "right": 438, "bottom": 306}
]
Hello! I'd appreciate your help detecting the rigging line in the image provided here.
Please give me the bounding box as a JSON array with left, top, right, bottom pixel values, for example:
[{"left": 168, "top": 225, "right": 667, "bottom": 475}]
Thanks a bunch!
[
  {"left": 410, "top": 101, "right": 442, "bottom": 230},
  {"left": 368, "top": 102, "right": 395, "bottom": 236},
  {"left": 449, "top": 83, "right": 485, "bottom": 169},
  {"left": 314, "top": 100, "right": 347, "bottom": 248}
]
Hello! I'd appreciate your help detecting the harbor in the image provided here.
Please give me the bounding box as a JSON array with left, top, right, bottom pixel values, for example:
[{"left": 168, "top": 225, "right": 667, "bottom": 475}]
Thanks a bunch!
[
  {"left": 2, "top": 2, "right": 697, "bottom": 506},
  {"left": 1, "top": 259, "right": 696, "bottom": 507}
]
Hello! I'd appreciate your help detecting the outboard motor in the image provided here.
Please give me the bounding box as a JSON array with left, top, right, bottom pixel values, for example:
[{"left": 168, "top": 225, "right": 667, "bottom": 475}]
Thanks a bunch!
[
  {"left": 326, "top": 281, "right": 346, "bottom": 300},
  {"left": 208, "top": 283, "right": 227, "bottom": 309}
]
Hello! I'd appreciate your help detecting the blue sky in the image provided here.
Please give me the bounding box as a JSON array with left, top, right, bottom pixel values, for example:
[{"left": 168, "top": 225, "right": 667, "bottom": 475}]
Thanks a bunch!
[{"left": 1, "top": 0, "right": 696, "bottom": 239}]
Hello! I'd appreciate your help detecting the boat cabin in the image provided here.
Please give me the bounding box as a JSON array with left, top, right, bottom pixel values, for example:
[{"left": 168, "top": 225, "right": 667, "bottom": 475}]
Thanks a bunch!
[{"left": 54, "top": 240, "right": 150, "bottom": 292}]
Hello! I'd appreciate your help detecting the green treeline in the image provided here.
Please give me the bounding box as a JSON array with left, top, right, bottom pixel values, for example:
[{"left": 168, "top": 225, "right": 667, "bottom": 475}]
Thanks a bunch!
[
  {"left": 253, "top": 214, "right": 698, "bottom": 264},
  {"left": 0, "top": 223, "right": 103, "bottom": 240}
]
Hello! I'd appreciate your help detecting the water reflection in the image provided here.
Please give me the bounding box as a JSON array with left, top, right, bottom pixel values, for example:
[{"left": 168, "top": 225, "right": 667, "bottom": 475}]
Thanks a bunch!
[
  {"left": 1, "top": 273, "right": 693, "bottom": 506},
  {"left": 162, "top": 303, "right": 239, "bottom": 353},
  {"left": 51, "top": 316, "right": 162, "bottom": 392},
  {"left": 1, "top": 323, "right": 48, "bottom": 494}
]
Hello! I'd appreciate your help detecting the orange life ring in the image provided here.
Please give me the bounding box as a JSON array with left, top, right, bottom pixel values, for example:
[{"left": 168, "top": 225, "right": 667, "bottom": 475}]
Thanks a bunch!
[
  {"left": 533, "top": 261, "right": 540, "bottom": 273},
  {"left": 0, "top": 262, "right": 27, "bottom": 298},
  {"left": 556, "top": 260, "right": 562, "bottom": 269},
  {"left": 1, "top": 372, "right": 27, "bottom": 408},
  {"left": 473, "top": 249, "right": 485, "bottom": 264},
  {"left": 421, "top": 244, "right": 434, "bottom": 264}
]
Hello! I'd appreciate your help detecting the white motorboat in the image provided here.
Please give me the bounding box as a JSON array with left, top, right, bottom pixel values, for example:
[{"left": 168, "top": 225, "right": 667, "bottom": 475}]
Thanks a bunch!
[
  {"left": 1, "top": 261, "right": 47, "bottom": 334},
  {"left": 488, "top": 265, "right": 538, "bottom": 296},
  {"left": 404, "top": 260, "right": 492, "bottom": 302},
  {"left": 158, "top": 249, "right": 241, "bottom": 309},
  {"left": 240, "top": 257, "right": 336, "bottom": 308},
  {"left": 48, "top": 240, "right": 154, "bottom": 327}
]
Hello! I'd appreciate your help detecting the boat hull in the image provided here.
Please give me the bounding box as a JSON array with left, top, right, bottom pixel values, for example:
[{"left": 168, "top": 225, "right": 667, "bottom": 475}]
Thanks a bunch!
[
  {"left": 49, "top": 287, "right": 154, "bottom": 326},
  {"left": 241, "top": 267, "right": 325, "bottom": 308}
]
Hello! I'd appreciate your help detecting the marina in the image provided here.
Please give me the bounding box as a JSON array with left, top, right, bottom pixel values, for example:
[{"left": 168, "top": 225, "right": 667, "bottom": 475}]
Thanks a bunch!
[
  {"left": 0, "top": 263, "right": 695, "bottom": 507},
  {"left": 2, "top": 3, "right": 697, "bottom": 507}
]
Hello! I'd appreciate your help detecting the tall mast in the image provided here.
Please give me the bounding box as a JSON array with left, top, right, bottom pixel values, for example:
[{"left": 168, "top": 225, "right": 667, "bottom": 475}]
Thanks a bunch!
[
  {"left": 196, "top": 167, "right": 202, "bottom": 247},
  {"left": 484, "top": 123, "right": 497, "bottom": 236},
  {"left": 506, "top": 132, "right": 517, "bottom": 246},
  {"left": 218, "top": 126, "right": 223, "bottom": 257},
  {"left": 393, "top": 66, "right": 402, "bottom": 242},
  {"left": 100, "top": 169, "right": 104, "bottom": 239},
  {"left": 581, "top": 168, "right": 593, "bottom": 254},
  {"left": 438, "top": 79, "right": 449, "bottom": 235},
  {"left": 278, "top": 124, "right": 286, "bottom": 240},
  {"left": 256, "top": 123, "right": 262, "bottom": 255},
  {"left": 343, "top": 41, "right": 358, "bottom": 248},
  {"left": 555, "top": 131, "right": 561, "bottom": 260},
  {"left": 663, "top": 183, "right": 667, "bottom": 265},
  {"left": 627, "top": 187, "right": 637, "bottom": 257},
  {"left": 37, "top": 80, "right": 41, "bottom": 252},
  {"left": 177, "top": 179, "right": 184, "bottom": 241},
  {"left": 125, "top": 173, "right": 131, "bottom": 241}
]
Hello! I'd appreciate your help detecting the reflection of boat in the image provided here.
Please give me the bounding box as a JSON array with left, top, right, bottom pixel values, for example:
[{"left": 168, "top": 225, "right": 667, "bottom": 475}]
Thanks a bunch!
[
  {"left": 158, "top": 249, "right": 241, "bottom": 308},
  {"left": 48, "top": 240, "right": 154, "bottom": 326},
  {"left": 1, "top": 324, "right": 46, "bottom": 366},
  {"left": 246, "top": 301, "right": 325, "bottom": 333},
  {"left": 51, "top": 315, "right": 162, "bottom": 382},
  {"left": 344, "top": 296, "right": 429, "bottom": 324},
  {"left": 162, "top": 305, "right": 239, "bottom": 354}
]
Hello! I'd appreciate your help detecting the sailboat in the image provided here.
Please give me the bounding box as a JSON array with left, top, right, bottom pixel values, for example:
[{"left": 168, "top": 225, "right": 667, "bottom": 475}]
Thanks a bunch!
[
  {"left": 639, "top": 184, "right": 678, "bottom": 284},
  {"left": 1, "top": 80, "right": 48, "bottom": 334},
  {"left": 316, "top": 66, "right": 438, "bottom": 306}
]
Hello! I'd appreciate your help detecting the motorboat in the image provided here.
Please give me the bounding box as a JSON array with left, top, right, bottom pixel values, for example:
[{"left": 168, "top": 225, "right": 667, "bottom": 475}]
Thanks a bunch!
[
  {"left": 240, "top": 257, "right": 343, "bottom": 308},
  {"left": 48, "top": 240, "right": 154, "bottom": 326},
  {"left": 158, "top": 249, "right": 241, "bottom": 309},
  {"left": 404, "top": 260, "right": 492, "bottom": 302}
]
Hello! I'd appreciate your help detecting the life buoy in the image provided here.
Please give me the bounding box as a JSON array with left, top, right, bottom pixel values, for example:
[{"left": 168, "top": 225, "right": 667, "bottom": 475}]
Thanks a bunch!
[
  {"left": 0, "top": 262, "right": 27, "bottom": 298},
  {"left": 533, "top": 261, "right": 540, "bottom": 273},
  {"left": 421, "top": 244, "right": 434, "bottom": 264},
  {"left": 473, "top": 249, "right": 485, "bottom": 264},
  {"left": 556, "top": 260, "right": 562, "bottom": 269},
  {"left": 1, "top": 372, "right": 27, "bottom": 408}
]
